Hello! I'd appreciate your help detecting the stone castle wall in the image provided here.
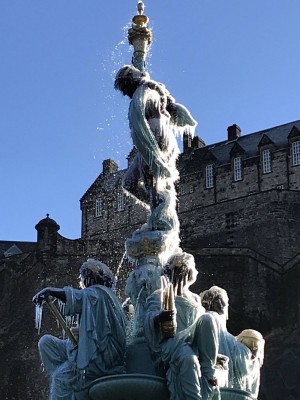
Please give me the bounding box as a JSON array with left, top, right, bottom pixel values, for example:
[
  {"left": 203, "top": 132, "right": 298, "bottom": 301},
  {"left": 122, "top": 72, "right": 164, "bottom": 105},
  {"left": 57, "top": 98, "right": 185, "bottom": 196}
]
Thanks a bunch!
[{"left": 1, "top": 123, "right": 300, "bottom": 399}]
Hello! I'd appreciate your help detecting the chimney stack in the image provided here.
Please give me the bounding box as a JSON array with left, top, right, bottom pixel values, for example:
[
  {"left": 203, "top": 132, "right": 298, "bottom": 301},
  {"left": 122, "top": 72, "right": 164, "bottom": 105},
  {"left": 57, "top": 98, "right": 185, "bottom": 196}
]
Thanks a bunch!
[
  {"left": 192, "top": 136, "right": 205, "bottom": 149},
  {"left": 183, "top": 133, "right": 193, "bottom": 152},
  {"left": 227, "top": 124, "right": 241, "bottom": 141},
  {"left": 102, "top": 159, "right": 118, "bottom": 175}
]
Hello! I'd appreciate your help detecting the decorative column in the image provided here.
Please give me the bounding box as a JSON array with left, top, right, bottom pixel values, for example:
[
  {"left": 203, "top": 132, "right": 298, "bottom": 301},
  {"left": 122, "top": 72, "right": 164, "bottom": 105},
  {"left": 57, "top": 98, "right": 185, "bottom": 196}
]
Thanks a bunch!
[{"left": 128, "top": 1, "right": 152, "bottom": 72}]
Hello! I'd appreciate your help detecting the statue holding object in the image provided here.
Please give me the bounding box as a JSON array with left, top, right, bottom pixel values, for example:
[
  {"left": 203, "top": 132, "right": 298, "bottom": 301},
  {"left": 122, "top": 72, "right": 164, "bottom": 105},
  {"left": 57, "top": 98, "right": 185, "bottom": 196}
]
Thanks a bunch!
[
  {"left": 144, "top": 252, "right": 222, "bottom": 400},
  {"left": 33, "top": 259, "right": 127, "bottom": 400}
]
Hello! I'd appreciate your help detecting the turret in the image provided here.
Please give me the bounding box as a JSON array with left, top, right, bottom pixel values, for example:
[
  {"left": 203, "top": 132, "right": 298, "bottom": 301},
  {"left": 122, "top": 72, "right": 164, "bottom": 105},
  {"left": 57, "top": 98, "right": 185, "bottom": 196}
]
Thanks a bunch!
[{"left": 35, "top": 214, "right": 60, "bottom": 253}]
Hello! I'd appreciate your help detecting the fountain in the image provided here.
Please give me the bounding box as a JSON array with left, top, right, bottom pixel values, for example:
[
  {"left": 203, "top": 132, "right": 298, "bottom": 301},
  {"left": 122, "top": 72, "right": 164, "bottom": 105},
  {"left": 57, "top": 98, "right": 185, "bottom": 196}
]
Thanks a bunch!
[
  {"left": 33, "top": 3, "right": 265, "bottom": 400},
  {"left": 89, "top": 3, "right": 264, "bottom": 400}
]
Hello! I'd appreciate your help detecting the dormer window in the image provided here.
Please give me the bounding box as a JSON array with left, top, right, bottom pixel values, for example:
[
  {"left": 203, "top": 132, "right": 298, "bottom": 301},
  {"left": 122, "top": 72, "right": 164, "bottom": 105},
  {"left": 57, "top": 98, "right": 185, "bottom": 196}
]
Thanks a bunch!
[
  {"left": 233, "top": 157, "right": 242, "bottom": 181},
  {"left": 292, "top": 141, "right": 300, "bottom": 166},
  {"left": 117, "top": 192, "right": 125, "bottom": 211},
  {"left": 95, "top": 198, "right": 103, "bottom": 217},
  {"left": 262, "top": 149, "right": 272, "bottom": 174},
  {"left": 205, "top": 164, "right": 214, "bottom": 188}
]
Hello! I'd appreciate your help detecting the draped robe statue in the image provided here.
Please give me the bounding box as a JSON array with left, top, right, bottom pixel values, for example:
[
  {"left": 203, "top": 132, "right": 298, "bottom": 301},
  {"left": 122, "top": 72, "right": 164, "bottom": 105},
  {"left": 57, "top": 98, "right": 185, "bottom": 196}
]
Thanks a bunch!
[
  {"left": 115, "top": 65, "right": 197, "bottom": 232},
  {"left": 144, "top": 253, "right": 221, "bottom": 400},
  {"left": 33, "top": 259, "right": 127, "bottom": 400},
  {"left": 201, "top": 286, "right": 265, "bottom": 398}
]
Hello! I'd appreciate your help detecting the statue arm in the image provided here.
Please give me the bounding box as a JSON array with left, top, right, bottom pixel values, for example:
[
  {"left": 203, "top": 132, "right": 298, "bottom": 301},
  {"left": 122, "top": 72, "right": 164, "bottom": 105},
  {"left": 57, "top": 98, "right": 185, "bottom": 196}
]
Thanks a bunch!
[
  {"left": 32, "top": 287, "right": 66, "bottom": 305},
  {"left": 64, "top": 286, "right": 86, "bottom": 315},
  {"left": 167, "top": 102, "right": 197, "bottom": 129}
]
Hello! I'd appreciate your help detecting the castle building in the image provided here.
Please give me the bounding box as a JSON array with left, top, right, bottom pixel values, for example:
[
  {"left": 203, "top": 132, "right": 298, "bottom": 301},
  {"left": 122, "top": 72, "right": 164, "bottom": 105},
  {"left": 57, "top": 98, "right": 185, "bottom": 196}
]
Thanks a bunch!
[{"left": 0, "top": 120, "right": 299, "bottom": 399}]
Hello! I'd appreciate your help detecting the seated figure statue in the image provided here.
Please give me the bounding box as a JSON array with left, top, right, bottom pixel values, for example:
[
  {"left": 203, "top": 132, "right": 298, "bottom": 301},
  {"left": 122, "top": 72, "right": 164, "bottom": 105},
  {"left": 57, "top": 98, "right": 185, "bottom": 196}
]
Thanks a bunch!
[
  {"left": 144, "top": 252, "right": 221, "bottom": 400},
  {"left": 201, "top": 286, "right": 265, "bottom": 398},
  {"left": 33, "top": 259, "right": 127, "bottom": 400},
  {"left": 235, "top": 329, "right": 265, "bottom": 398}
]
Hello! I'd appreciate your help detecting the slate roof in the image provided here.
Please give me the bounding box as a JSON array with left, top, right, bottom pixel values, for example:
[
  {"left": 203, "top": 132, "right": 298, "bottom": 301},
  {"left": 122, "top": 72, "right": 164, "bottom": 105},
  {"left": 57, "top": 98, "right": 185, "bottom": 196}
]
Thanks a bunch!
[
  {"left": 183, "top": 120, "right": 300, "bottom": 171},
  {"left": 0, "top": 240, "right": 37, "bottom": 257}
]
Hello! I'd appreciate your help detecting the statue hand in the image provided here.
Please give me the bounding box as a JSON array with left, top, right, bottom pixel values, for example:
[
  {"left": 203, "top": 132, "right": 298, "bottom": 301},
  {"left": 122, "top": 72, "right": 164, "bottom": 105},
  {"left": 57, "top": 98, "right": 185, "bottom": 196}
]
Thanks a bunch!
[
  {"left": 156, "top": 310, "right": 177, "bottom": 338},
  {"left": 32, "top": 287, "right": 66, "bottom": 305},
  {"left": 173, "top": 274, "right": 187, "bottom": 297},
  {"left": 32, "top": 288, "right": 52, "bottom": 306},
  {"left": 158, "top": 310, "right": 175, "bottom": 323}
]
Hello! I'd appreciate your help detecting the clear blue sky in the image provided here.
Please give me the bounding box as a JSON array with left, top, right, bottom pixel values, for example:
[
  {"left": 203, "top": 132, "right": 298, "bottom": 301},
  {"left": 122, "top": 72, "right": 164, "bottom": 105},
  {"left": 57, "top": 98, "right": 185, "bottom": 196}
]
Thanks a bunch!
[{"left": 1, "top": 1, "right": 299, "bottom": 241}]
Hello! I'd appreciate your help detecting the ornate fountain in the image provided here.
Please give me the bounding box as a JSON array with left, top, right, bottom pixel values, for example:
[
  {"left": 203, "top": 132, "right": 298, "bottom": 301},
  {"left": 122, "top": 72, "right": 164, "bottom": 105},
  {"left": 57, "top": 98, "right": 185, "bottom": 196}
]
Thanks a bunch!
[
  {"left": 33, "top": 3, "right": 264, "bottom": 400},
  {"left": 89, "top": 3, "right": 264, "bottom": 400},
  {"left": 90, "top": 2, "right": 195, "bottom": 397}
]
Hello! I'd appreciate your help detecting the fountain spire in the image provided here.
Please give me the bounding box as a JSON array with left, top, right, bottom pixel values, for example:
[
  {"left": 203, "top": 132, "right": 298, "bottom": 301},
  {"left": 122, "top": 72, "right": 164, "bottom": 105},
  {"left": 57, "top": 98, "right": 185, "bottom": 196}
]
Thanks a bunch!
[{"left": 128, "top": 1, "right": 152, "bottom": 71}]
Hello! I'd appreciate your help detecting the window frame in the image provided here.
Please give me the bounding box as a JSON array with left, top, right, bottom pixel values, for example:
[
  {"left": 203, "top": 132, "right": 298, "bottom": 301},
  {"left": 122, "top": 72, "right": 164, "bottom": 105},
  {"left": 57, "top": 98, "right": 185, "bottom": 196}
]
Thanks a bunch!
[
  {"left": 233, "top": 156, "right": 242, "bottom": 181},
  {"left": 205, "top": 164, "right": 214, "bottom": 189},
  {"left": 117, "top": 192, "right": 125, "bottom": 212},
  {"left": 262, "top": 148, "right": 272, "bottom": 174},
  {"left": 225, "top": 212, "right": 236, "bottom": 229},
  {"left": 292, "top": 141, "right": 300, "bottom": 166},
  {"left": 95, "top": 198, "right": 103, "bottom": 217}
]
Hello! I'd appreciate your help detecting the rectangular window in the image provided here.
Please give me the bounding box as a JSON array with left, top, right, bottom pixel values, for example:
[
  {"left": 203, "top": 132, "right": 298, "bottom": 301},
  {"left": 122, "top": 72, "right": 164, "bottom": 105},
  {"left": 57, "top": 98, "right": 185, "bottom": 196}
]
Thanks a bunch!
[
  {"left": 292, "top": 141, "right": 300, "bottom": 166},
  {"left": 225, "top": 212, "right": 236, "bottom": 229},
  {"left": 189, "top": 184, "right": 194, "bottom": 193},
  {"left": 205, "top": 164, "right": 214, "bottom": 188},
  {"left": 262, "top": 149, "right": 272, "bottom": 174},
  {"left": 233, "top": 157, "right": 242, "bottom": 181},
  {"left": 95, "top": 198, "right": 103, "bottom": 217},
  {"left": 117, "top": 192, "right": 125, "bottom": 211},
  {"left": 180, "top": 185, "right": 185, "bottom": 195}
]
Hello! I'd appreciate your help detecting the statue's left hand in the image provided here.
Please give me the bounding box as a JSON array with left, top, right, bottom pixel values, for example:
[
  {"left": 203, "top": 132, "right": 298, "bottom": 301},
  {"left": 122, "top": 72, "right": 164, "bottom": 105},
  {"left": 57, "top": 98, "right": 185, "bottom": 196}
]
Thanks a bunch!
[{"left": 32, "top": 288, "right": 51, "bottom": 306}]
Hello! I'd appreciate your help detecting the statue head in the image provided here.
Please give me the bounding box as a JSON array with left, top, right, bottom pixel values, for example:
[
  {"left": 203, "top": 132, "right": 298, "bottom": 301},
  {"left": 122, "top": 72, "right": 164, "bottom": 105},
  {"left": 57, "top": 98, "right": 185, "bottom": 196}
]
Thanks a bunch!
[
  {"left": 114, "top": 65, "right": 150, "bottom": 98},
  {"left": 165, "top": 252, "right": 198, "bottom": 289},
  {"left": 201, "top": 286, "right": 229, "bottom": 320},
  {"left": 79, "top": 259, "right": 115, "bottom": 289},
  {"left": 236, "top": 329, "right": 265, "bottom": 364}
]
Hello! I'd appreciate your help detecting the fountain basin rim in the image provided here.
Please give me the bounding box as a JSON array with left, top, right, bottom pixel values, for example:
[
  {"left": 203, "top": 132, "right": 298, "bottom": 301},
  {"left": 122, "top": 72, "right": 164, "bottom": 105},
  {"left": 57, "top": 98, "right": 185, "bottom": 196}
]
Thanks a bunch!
[{"left": 89, "top": 373, "right": 169, "bottom": 400}]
